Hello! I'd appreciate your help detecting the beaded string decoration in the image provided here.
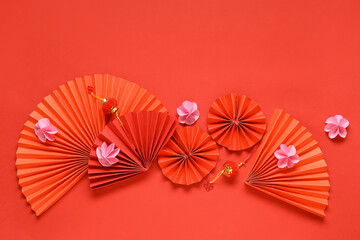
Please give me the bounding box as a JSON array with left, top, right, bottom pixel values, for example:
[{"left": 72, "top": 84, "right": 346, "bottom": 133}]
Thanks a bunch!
[
  {"left": 87, "top": 86, "right": 136, "bottom": 151},
  {"left": 87, "top": 86, "right": 123, "bottom": 125},
  {"left": 204, "top": 145, "right": 258, "bottom": 191},
  {"left": 88, "top": 86, "right": 137, "bottom": 152}
]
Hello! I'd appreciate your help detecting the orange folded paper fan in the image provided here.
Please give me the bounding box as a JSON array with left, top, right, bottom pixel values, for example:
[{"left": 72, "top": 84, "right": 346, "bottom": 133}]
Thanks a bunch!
[
  {"left": 245, "top": 109, "right": 330, "bottom": 217},
  {"left": 208, "top": 93, "right": 266, "bottom": 151},
  {"left": 158, "top": 126, "right": 219, "bottom": 185},
  {"left": 88, "top": 111, "right": 177, "bottom": 188},
  {"left": 16, "top": 74, "right": 167, "bottom": 216}
]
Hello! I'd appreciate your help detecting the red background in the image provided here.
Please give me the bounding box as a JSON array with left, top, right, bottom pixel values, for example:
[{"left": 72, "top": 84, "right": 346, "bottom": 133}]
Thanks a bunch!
[{"left": 1, "top": 1, "right": 359, "bottom": 239}]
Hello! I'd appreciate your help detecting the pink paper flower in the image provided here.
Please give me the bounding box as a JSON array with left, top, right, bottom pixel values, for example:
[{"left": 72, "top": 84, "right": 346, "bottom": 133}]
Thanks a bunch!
[
  {"left": 96, "top": 142, "right": 120, "bottom": 167},
  {"left": 324, "top": 115, "right": 349, "bottom": 139},
  {"left": 34, "top": 118, "right": 58, "bottom": 143},
  {"left": 177, "top": 101, "right": 200, "bottom": 125},
  {"left": 274, "top": 144, "right": 300, "bottom": 168}
]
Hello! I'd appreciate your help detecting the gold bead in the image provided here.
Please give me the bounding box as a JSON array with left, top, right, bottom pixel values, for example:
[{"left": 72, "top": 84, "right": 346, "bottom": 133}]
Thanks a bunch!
[{"left": 111, "top": 106, "right": 118, "bottom": 114}]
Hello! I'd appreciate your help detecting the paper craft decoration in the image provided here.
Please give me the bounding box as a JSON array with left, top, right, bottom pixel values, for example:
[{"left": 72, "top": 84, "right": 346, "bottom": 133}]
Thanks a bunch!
[
  {"left": 34, "top": 118, "right": 58, "bottom": 142},
  {"left": 324, "top": 114, "right": 349, "bottom": 139},
  {"left": 275, "top": 144, "right": 300, "bottom": 168},
  {"left": 16, "top": 74, "right": 167, "bottom": 216},
  {"left": 88, "top": 111, "right": 177, "bottom": 188},
  {"left": 177, "top": 101, "right": 200, "bottom": 125},
  {"left": 96, "top": 142, "right": 120, "bottom": 167},
  {"left": 158, "top": 126, "right": 219, "bottom": 185},
  {"left": 208, "top": 93, "right": 266, "bottom": 151},
  {"left": 245, "top": 109, "right": 330, "bottom": 217}
]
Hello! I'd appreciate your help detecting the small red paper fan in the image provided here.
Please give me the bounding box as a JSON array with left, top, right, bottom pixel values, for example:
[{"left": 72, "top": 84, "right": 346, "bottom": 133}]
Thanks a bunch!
[
  {"left": 16, "top": 74, "right": 167, "bottom": 216},
  {"left": 208, "top": 93, "right": 266, "bottom": 151},
  {"left": 88, "top": 111, "right": 177, "bottom": 188},
  {"left": 158, "top": 126, "right": 219, "bottom": 185},
  {"left": 245, "top": 109, "right": 330, "bottom": 217}
]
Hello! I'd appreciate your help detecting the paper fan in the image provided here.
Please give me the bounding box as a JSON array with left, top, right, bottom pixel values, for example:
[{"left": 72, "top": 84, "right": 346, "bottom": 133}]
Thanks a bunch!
[
  {"left": 208, "top": 93, "right": 266, "bottom": 151},
  {"left": 88, "top": 111, "right": 177, "bottom": 188},
  {"left": 158, "top": 126, "right": 219, "bottom": 185},
  {"left": 245, "top": 109, "right": 330, "bottom": 217},
  {"left": 16, "top": 74, "right": 167, "bottom": 216}
]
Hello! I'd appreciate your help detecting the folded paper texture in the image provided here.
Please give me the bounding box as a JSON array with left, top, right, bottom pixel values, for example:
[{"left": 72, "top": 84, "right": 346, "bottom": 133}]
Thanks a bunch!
[
  {"left": 245, "top": 109, "right": 330, "bottom": 217},
  {"left": 96, "top": 142, "right": 120, "bottom": 167},
  {"left": 16, "top": 74, "right": 167, "bottom": 216},
  {"left": 88, "top": 111, "right": 177, "bottom": 188},
  {"left": 208, "top": 93, "right": 266, "bottom": 151},
  {"left": 158, "top": 126, "right": 219, "bottom": 185}
]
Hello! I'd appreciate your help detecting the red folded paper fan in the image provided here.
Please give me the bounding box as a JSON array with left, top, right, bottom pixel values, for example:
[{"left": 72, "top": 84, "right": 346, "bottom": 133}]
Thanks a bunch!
[
  {"left": 245, "top": 109, "right": 330, "bottom": 217},
  {"left": 16, "top": 74, "right": 167, "bottom": 216},
  {"left": 158, "top": 126, "right": 219, "bottom": 185},
  {"left": 208, "top": 93, "right": 266, "bottom": 151},
  {"left": 88, "top": 111, "right": 177, "bottom": 188}
]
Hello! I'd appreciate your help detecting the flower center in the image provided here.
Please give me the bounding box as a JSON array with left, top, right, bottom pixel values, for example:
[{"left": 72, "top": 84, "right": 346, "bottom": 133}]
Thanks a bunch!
[
  {"left": 231, "top": 119, "right": 242, "bottom": 126},
  {"left": 182, "top": 151, "right": 193, "bottom": 161}
]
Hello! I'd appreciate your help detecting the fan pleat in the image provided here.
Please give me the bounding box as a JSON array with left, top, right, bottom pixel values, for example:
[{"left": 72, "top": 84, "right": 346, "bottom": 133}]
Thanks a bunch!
[
  {"left": 88, "top": 111, "right": 176, "bottom": 188},
  {"left": 95, "top": 126, "right": 142, "bottom": 168},
  {"left": 16, "top": 74, "right": 167, "bottom": 215},
  {"left": 245, "top": 109, "right": 330, "bottom": 217},
  {"left": 158, "top": 126, "right": 219, "bottom": 185},
  {"left": 208, "top": 93, "right": 266, "bottom": 151}
]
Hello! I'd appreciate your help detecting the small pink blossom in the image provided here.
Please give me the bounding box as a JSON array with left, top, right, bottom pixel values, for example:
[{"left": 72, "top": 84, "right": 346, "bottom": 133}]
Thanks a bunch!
[
  {"left": 324, "top": 115, "right": 349, "bottom": 139},
  {"left": 34, "top": 118, "right": 58, "bottom": 143},
  {"left": 274, "top": 144, "right": 300, "bottom": 168},
  {"left": 96, "top": 142, "right": 120, "bottom": 167},
  {"left": 177, "top": 101, "right": 200, "bottom": 125}
]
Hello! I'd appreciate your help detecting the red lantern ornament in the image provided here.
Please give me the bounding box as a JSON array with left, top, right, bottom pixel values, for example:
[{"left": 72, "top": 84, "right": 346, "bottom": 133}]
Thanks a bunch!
[
  {"left": 204, "top": 161, "right": 245, "bottom": 191},
  {"left": 222, "top": 161, "right": 239, "bottom": 178},
  {"left": 204, "top": 144, "right": 259, "bottom": 191},
  {"left": 87, "top": 86, "right": 123, "bottom": 125},
  {"left": 102, "top": 98, "right": 118, "bottom": 114}
]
